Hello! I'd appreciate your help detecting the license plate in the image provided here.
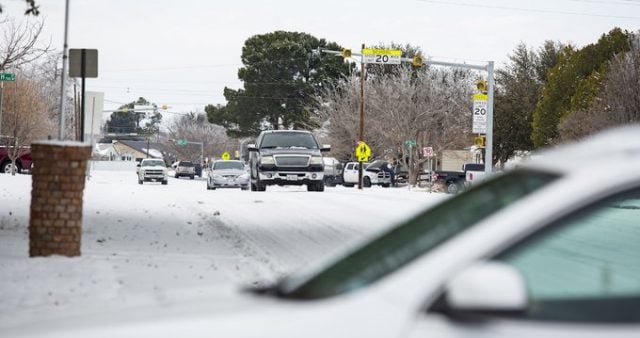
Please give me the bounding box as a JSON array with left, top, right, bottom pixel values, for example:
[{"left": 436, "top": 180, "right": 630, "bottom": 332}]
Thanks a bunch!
[{"left": 286, "top": 174, "right": 298, "bottom": 181}]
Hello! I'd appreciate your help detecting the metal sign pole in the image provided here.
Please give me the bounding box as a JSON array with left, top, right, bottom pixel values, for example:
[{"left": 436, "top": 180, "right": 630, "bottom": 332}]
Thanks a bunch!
[{"left": 58, "top": 0, "right": 70, "bottom": 140}]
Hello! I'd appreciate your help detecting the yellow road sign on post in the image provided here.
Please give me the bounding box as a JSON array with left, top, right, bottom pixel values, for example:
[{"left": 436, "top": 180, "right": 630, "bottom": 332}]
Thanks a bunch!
[
  {"left": 362, "top": 48, "right": 402, "bottom": 65},
  {"left": 221, "top": 151, "right": 231, "bottom": 160},
  {"left": 355, "top": 141, "right": 371, "bottom": 162}
]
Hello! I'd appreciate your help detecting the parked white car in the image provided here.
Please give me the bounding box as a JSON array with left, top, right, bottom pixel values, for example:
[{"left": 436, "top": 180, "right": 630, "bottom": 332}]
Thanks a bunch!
[
  {"left": 137, "top": 158, "right": 168, "bottom": 185},
  {"left": 11, "top": 125, "right": 640, "bottom": 337}
]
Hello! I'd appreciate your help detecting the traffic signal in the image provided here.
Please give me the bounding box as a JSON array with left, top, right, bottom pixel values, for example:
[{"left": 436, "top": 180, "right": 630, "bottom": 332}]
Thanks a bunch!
[
  {"left": 341, "top": 48, "right": 352, "bottom": 58},
  {"left": 412, "top": 56, "right": 423, "bottom": 68},
  {"left": 476, "top": 80, "right": 488, "bottom": 94}
]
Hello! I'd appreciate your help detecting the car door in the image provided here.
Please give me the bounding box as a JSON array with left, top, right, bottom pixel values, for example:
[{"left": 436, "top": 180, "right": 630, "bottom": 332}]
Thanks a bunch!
[
  {"left": 342, "top": 163, "right": 359, "bottom": 183},
  {"left": 409, "top": 188, "right": 640, "bottom": 337}
]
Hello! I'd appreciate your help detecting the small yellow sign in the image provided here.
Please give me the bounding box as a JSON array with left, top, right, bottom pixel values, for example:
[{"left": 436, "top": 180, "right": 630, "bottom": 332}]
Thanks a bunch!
[
  {"left": 354, "top": 141, "right": 371, "bottom": 162},
  {"left": 474, "top": 136, "right": 485, "bottom": 147},
  {"left": 362, "top": 48, "right": 402, "bottom": 56},
  {"left": 473, "top": 93, "right": 488, "bottom": 101},
  {"left": 221, "top": 151, "right": 231, "bottom": 160}
]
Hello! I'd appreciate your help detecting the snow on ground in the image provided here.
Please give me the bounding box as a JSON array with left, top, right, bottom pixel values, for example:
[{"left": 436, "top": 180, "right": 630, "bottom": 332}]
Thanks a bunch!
[{"left": 0, "top": 168, "right": 445, "bottom": 329}]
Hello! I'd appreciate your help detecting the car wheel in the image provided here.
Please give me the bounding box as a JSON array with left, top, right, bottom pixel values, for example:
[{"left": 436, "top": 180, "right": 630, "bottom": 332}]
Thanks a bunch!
[
  {"left": 138, "top": 179, "right": 143, "bottom": 185},
  {"left": 447, "top": 181, "right": 461, "bottom": 194},
  {"left": 175, "top": 174, "right": 179, "bottom": 178},
  {"left": 1, "top": 161, "right": 11, "bottom": 174},
  {"left": 190, "top": 175, "right": 194, "bottom": 180},
  {"left": 307, "top": 183, "right": 316, "bottom": 191},
  {"left": 363, "top": 176, "right": 371, "bottom": 188},
  {"left": 162, "top": 180, "right": 168, "bottom": 185},
  {"left": 256, "top": 181, "right": 267, "bottom": 191},
  {"left": 315, "top": 181, "right": 325, "bottom": 192},
  {"left": 343, "top": 183, "right": 354, "bottom": 188},
  {"left": 250, "top": 182, "right": 257, "bottom": 191}
]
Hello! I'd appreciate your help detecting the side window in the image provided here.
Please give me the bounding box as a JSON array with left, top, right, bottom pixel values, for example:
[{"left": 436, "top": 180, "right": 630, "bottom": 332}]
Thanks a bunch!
[{"left": 495, "top": 189, "right": 640, "bottom": 323}]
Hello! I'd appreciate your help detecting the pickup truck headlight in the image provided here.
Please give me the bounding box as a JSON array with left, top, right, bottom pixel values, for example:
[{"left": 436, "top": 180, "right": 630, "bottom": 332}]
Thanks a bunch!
[
  {"left": 310, "top": 156, "right": 323, "bottom": 165},
  {"left": 260, "top": 155, "right": 275, "bottom": 165}
]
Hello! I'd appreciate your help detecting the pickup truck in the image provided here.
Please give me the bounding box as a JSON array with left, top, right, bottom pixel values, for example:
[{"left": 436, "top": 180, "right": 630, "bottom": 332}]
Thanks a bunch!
[
  {"left": 248, "top": 130, "right": 330, "bottom": 192},
  {"left": 342, "top": 160, "right": 391, "bottom": 188},
  {"left": 431, "top": 163, "right": 485, "bottom": 194}
]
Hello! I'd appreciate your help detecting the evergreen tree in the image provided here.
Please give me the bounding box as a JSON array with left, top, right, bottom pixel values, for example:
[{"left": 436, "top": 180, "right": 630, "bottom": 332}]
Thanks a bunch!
[
  {"left": 206, "top": 31, "right": 353, "bottom": 137},
  {"left": 532, "top": 28, "right": 630, "bottom": 147}
]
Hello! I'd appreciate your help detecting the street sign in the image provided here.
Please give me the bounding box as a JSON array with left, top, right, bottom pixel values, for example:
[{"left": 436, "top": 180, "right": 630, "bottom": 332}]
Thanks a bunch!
[
  {"left": 474, "top": 136, "right": 486, "bottom": 147},
  {"left": 221, "top": 151, "right": 230, "bottom": 161},
  {"left": 405, "top": 139, "right": 417, "bottom": 147},
  {"left": 354, "top": 141, "right": 371, "bottom": 162},
  {"left": 69, "top": 49, "right": 98, "bottom": 78},
  {"left": 472, "top": 93, "right": 488, "bottom": 134},
  {"left": 0, "top": 73, "right": 15, "bottom": 81},
  {"left": 176, "top": 139, "right": 187, "bottom": 145},
  {"left": 362, "top": 48, "right": 402, "bottom": 65},
  {"left": 423, "top": 146, "right": 434, "bottom": 157}
]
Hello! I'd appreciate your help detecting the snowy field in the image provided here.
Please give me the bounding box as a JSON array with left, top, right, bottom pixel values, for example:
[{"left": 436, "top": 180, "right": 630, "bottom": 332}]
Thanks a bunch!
[{"left": 0, "top": 169, "right": 445, "bottom": 329}]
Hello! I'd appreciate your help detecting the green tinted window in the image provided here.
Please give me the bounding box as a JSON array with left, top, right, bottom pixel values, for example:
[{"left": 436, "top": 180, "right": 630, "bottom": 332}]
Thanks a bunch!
[
  {"left": 280, "top": 170, "right": 558, "bottom": 299},
  {"left": 497, "top": 190, "right": 640, "bottom": 323}
]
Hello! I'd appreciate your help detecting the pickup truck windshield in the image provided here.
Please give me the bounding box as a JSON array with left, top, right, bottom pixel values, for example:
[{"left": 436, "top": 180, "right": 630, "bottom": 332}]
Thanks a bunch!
[
  {"left": 141, "top": 160, "right": 165, "bottom": 167},
  {"left": 260, "top": 133, "right": 319, "bottom": 149},
  {"left": 277, "top": 169, "right": 559, "bottom": 300}
]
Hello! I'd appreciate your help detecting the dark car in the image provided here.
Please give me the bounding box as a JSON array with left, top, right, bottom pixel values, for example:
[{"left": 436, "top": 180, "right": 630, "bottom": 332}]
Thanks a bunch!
[{"left": 248, "top": 130, "right": 330, "bottom": 192}]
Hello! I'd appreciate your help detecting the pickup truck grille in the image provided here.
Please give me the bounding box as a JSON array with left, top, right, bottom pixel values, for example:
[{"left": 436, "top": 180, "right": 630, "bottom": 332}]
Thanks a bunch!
[
  {"left": 274, "top": 155, "right": 310, "bottom": 167},
  {"left": 145, "top": 169, "right": 164, "bottom": 175}
]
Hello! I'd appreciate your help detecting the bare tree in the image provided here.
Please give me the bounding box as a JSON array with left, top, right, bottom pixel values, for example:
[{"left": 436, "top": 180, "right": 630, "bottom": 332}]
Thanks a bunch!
[
  {"left": 2, "top": 74, "right": 56, "bottom": 174},
  {"left": 165, "top": 113, "right": 233, "bottom": 164},
  {"left": 0, "top": 18, "right": 50, "bottom": 70},
  {"left": 317, "top": 66, "right": 474, "bottom": 185}
]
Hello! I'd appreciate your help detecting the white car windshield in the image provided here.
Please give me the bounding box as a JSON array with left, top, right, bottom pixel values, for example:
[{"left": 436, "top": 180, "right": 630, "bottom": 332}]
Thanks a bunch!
[
  {"left": 141, "top": 160, "right": 165, "bottom": 167},
  {"left": 277, "top": 169, "right": 559, "bottom": 299}
]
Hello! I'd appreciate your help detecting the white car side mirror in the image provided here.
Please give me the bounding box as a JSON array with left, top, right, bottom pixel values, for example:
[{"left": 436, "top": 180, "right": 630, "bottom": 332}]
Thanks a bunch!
[
  {"left": 445, "top": 262, "right": 527, "bottom": 313},
  {"left": 321, "top": 144, "right": 331, "bottom": 152},
  {"left": 247, "top": 144, "right": 257, "bottom": 152}
]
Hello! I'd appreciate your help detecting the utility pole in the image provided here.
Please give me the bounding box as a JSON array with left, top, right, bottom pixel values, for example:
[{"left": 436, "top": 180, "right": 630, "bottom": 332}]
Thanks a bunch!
[
  {"left": 58, "top": 0, "right": 70, "bottom": 140},
  {"left": 358, "top": 43, "right": 365, "bottom": 190}
]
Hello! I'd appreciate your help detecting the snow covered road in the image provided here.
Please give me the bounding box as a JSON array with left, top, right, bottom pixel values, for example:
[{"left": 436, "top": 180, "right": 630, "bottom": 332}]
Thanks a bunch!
[{"left": 0, "top": 169, "right": 445, "bottom": 327}]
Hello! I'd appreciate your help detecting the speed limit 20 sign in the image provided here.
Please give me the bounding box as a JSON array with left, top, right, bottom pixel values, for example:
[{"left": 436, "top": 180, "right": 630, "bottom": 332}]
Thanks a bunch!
[
  {"left": 362, "top": 48, "right": 402, "bottom": 65},
  {"left": 472, "top": 93, "right": 488, "bottom": 134}
]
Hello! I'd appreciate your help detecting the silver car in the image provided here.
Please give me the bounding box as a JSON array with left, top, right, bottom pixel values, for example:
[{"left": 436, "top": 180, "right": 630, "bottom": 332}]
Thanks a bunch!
[{"left": 206, "top": 160, "right": 250, "bottom": 190}]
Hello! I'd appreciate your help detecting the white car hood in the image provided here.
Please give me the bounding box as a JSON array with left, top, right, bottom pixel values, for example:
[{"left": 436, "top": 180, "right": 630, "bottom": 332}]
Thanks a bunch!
[{"left": 5, "top": 285, "right": 403, "bottom": 338}]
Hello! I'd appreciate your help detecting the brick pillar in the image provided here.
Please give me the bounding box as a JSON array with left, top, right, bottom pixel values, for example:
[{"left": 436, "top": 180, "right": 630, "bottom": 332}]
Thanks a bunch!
[{"left": 29, "top": 141, "right": 91, "bottom": 257}]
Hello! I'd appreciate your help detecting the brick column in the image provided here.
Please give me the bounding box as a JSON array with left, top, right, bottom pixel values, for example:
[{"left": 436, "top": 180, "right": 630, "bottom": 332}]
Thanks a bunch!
[{"left": 29, "top": 141, "right": 91, "bottom": 257}]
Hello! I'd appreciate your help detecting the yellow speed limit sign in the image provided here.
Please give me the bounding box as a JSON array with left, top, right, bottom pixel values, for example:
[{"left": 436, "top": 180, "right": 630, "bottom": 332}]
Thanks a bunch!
[
  {"left": 354, "top": 141, "right": 371, "bottom": 162},
  {"left": 221, "top": 151, "right": 231, "bottom": 160}
]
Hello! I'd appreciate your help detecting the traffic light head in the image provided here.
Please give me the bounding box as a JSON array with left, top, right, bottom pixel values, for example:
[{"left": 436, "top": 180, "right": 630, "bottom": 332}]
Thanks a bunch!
[
  {"left": 341, "top": 48, "right": 352, "bottom": 58},
  {"left": 476, "top": 80, "right": 488, "bottom": 94},
  {"left": 412, "top": 56, "right": 423, "bottom": 68}
]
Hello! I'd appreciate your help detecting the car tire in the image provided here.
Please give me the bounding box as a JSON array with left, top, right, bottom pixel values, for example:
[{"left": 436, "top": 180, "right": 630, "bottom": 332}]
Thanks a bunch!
[
  {"left": 256, "top": 181, "right": 267, "bottom": 191},
  {"left": 175, "top": 174, "right": 179, "bottom": 178},
  {"left": 250, "top": 182, "right": 257, "bottom": 191},
  {"left": 363, "top": 176, "right": 371, "bottom": 188},
  {"left": 1, "top": 161, "right": 21, "bottom": 174},
  {"left": 315, "top": 181, "right": 325, "bottom": 192},
  {"left": 343, "top": 183, "right": 354, "bottom": 188},
  {"left": 138, "top": 179, "right": 143, "bottom": 185},
  {"left": 190, "top": 175, "right": 194, "bottom": 180},
  {"left": 447, "top": 181, "right": 462, "bottom": 194},
  {"left": 162, "top": 180, "right": 168, "bottom": 185}
]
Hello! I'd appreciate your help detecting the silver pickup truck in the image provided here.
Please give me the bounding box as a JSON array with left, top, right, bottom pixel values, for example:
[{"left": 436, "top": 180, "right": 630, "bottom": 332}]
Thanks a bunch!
[{"left": 248, "top": 130, "right": 330, "bottom": 192}]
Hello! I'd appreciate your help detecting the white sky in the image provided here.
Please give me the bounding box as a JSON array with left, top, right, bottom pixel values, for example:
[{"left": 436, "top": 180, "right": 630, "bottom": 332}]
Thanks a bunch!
[{"left": 3, "top": 0, "right": 639, "bottom": 116}]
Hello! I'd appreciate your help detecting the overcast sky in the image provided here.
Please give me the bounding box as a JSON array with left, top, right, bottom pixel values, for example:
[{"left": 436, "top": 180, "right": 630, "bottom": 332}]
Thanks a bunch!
[{"left": 3, "top": 0, "right": 639, "bottom": 116}]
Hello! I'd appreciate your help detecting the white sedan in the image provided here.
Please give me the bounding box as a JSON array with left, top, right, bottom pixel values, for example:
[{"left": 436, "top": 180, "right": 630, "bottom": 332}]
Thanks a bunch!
[{"left": 10, "top": 125, "right": 640, "bottom": 337}]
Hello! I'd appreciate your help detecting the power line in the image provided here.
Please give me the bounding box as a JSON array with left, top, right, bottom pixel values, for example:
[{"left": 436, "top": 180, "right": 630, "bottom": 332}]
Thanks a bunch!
[{"left": 416, "top": 0, "right": 640, "bottom": 19}]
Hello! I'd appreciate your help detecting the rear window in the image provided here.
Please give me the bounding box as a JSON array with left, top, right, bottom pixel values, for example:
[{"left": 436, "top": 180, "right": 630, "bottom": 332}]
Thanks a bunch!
[{"left": 179, "top": 161, "right": 194, "bottom": 167}]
